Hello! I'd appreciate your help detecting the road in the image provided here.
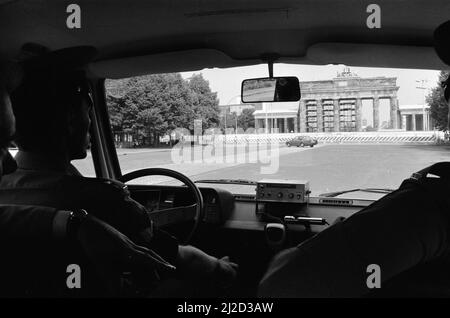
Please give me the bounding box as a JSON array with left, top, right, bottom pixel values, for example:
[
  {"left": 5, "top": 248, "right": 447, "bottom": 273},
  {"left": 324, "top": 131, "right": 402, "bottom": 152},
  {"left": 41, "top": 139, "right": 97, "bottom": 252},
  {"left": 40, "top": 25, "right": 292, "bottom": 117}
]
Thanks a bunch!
[{"left": 72, "top": 143, "right": 450, "bottom": 196}]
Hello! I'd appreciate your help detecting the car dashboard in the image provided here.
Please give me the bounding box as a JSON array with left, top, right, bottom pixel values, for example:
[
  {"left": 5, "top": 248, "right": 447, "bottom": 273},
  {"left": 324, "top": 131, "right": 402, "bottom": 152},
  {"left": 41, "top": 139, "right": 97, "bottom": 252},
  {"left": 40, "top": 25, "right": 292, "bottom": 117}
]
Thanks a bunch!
[
  {"left": 127, "top": 182, "right": 377, "bottom": 296},
  {"left": 128, "top": 183, "right": 374, "bottom": 235}
]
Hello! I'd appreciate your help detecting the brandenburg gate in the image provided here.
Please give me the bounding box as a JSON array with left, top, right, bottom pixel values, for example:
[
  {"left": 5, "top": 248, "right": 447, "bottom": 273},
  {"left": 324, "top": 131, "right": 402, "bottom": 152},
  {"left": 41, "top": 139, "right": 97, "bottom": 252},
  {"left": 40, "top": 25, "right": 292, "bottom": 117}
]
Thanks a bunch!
[{"left": 254, "top": 68, "right": 400, "bottom": 133}]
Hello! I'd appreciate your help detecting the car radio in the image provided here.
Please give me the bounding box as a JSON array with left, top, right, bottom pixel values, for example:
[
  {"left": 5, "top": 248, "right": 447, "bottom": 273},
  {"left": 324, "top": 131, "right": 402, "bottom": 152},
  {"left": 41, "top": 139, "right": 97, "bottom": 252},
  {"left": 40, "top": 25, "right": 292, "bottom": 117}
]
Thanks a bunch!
[{"left": 256, "top": 179, "right": 310, "bottom": 203}]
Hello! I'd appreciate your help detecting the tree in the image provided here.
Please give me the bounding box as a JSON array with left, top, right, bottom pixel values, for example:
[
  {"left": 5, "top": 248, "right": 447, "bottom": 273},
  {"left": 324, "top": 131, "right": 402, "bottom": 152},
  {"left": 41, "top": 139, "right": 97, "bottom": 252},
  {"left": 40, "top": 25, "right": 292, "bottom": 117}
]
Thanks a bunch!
[
  {"left": 106, "top": 94, "right": 125, "bottom": 133},
  {"left": 237, "top": 108, "right": 255, "bottom": 131},
  {"left": 187, "top": 74, "right": 220, "bottom": 131},
  {"left": 220, "top": 111, "right": 238, "bottom": 131},
  {"left": 427, "top": 70, "right": 450, "bottom": 131},
  {"left": 125, "top": 73, "right": 191, "bottom": 145},
  {"left": 106, "top": 72, "right": 221, "bottom": 146}
]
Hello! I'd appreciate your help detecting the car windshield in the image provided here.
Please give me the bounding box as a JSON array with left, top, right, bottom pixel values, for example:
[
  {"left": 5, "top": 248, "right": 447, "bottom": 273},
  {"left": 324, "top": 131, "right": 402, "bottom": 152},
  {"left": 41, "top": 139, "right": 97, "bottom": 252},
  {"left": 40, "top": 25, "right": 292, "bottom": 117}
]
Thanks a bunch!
[{"left": 73, "top": 64, "right": 449, "bottom": 200}]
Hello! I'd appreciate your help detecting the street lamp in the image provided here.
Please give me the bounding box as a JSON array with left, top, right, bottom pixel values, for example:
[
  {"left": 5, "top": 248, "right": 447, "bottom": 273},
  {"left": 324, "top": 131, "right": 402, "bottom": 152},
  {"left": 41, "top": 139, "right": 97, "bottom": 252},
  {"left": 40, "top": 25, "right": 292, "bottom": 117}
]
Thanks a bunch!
[{"left": 224, "top": 95, "right": 241, "bottom": 134}]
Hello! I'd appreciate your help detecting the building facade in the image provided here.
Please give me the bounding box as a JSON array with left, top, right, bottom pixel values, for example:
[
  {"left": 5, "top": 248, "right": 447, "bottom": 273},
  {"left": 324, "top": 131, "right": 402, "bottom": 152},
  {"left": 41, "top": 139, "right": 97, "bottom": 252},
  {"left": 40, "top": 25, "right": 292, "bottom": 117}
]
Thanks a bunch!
[
  {"left": 253, "top": 68, "right": 404, "bottom": 133},
  {"left": 399, "top": 105, "right": 434, "bottom": 131}
]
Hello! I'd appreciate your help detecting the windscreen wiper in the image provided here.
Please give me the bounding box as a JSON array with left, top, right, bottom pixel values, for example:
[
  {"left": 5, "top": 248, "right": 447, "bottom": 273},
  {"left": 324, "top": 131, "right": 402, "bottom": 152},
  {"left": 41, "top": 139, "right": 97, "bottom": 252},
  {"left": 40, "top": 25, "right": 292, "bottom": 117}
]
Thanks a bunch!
[
  {"left": 319, "top": 188, "right": 395, "bottom": 198},
  {"left": 194, "top": 179, "right": 257, "bottom": 185}
]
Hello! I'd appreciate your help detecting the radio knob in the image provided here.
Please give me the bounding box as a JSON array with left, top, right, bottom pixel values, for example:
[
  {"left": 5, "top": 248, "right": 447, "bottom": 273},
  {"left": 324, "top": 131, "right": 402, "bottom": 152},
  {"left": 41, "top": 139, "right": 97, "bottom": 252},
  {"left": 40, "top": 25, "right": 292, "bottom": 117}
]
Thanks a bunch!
[
  {"left": 297, "top": 194, "right": 302, "bottom": 200},
  {"left": 288, "top": 193, "right": 294, "bottom": 199},
  {"left": 277, "top": 192, "right": 283, "bottom": 198}
]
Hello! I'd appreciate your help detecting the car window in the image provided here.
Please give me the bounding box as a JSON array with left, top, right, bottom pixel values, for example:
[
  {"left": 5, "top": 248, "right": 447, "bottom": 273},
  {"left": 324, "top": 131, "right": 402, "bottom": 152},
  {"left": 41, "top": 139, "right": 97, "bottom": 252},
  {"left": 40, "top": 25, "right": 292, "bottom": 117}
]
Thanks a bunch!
[
  {"left": 71, "top": 149, "right": 96, "bottom": 177},
  {"left": 8, "top": 145, "right": 95, "bottom": 177},
  {"left": 104, "top": 65, "right": 447, "bottom": 199}
]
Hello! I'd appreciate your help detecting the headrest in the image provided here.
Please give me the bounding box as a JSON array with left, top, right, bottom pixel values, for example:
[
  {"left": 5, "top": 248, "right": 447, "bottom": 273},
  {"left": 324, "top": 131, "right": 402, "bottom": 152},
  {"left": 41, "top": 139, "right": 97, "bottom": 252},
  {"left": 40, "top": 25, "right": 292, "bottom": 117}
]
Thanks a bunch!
[
  {"left": 434, "top": 21, "right": 450, "bottom": 102},
  {"left": 0, "top": 87, "right": 17, "bottom": 176},
  {"left": 434, "top": 20, "right": 450, "bottom": 66}
]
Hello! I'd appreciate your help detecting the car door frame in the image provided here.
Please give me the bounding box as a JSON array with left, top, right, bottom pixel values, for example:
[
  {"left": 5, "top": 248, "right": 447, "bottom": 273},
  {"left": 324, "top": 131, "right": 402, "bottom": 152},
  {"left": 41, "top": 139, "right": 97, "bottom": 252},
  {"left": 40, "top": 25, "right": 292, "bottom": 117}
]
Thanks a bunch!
[{"left": 88, "top": 77, "right": 122, "bottom": 180}]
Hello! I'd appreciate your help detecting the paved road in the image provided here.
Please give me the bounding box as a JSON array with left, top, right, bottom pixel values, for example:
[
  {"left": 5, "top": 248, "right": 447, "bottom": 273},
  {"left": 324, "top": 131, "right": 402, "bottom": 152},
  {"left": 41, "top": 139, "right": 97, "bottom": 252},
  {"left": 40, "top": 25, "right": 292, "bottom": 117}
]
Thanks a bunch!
[{"left": 73, "top": 144, "right": 450, "bottom": 196}]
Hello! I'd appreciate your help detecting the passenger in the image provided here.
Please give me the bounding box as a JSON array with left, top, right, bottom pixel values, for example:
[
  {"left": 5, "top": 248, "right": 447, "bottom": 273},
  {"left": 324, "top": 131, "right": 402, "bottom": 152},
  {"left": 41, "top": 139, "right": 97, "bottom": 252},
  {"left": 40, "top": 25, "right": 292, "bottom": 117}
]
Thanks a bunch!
[
  {"left": 0, "top": 47, "right": 238, "bottom": 297},
  {"left": 258, "top": 20, "right": 450, "bottom": 298}
]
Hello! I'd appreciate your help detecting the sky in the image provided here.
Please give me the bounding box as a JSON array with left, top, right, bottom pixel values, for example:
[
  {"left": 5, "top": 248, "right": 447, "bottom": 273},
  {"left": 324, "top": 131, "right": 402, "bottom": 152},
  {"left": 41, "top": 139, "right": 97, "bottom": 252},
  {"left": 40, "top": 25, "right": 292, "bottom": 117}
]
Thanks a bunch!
[{"left": 182, "top": 63, "right": 440, "bottom": 107}]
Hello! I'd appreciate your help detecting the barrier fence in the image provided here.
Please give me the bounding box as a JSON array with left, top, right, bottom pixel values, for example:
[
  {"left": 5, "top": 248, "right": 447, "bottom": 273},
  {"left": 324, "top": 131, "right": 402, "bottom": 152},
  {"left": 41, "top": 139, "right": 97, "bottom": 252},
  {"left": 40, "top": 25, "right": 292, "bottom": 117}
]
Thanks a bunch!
[{"left": 198, "top": 131, "right": 446, "bottom": 144}]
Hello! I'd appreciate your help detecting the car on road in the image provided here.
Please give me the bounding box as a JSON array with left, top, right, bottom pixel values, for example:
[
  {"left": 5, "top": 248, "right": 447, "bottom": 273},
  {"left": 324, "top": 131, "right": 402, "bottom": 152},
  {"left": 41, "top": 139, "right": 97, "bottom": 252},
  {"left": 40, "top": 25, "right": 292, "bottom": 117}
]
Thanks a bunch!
[{"left": 286, "top": 136, "right": 318, "bottom": 147}]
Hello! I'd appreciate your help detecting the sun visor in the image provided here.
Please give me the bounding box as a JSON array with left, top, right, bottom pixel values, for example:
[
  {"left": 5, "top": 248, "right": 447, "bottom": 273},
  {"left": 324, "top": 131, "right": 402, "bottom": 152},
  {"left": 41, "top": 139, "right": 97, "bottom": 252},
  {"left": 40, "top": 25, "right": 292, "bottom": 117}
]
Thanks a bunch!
[
  {"left": 306, "top": 43, "right": 448, "bottom": 70},
  {"left": 90, "top": 49, "right": 259, "bottom": 79}
]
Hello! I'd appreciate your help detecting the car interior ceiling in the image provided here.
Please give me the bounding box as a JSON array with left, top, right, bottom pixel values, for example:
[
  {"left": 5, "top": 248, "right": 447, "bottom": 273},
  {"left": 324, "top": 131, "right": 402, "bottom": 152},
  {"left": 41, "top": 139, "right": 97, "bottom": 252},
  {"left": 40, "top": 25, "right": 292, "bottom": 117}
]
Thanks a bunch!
[
  {"left": 2, "top": 0, "right": 450, "bottom": 298},
  {"left": 1, "top": 0, "right": 449, "bottom": 70}
]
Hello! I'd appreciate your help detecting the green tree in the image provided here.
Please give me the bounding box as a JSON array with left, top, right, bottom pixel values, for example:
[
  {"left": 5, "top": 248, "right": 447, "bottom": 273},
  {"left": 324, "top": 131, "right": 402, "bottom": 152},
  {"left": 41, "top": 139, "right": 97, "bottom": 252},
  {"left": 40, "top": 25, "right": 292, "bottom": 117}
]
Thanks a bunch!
[
  {"left": 188, "top": 74, "right": 220, "bottom": 131},
  {"left": 237, "top": 108, "right": 255, "bottom": 131},
  {"left": 427, "top": 70, "right": 450, "bottom": 131},
  {"left": 123, "top": 73, "right": 191, "bottom": 145},
  {"left": 106, "top": 72, "right": 221, "bottom": 146},
  {"left": 106, "top": 94, "right": 125, "bottom": 133},
  {"left": 220, "top": 111, "right": 238, "bottom": 130}
]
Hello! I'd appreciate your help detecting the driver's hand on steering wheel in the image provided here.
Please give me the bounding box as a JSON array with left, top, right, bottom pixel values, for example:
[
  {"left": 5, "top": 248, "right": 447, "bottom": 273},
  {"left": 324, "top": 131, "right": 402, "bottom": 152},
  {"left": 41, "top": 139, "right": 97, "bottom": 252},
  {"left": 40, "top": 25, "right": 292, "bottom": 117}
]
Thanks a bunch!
[{"left": 176, "top": 245, "right": 238, "bottom": 287}]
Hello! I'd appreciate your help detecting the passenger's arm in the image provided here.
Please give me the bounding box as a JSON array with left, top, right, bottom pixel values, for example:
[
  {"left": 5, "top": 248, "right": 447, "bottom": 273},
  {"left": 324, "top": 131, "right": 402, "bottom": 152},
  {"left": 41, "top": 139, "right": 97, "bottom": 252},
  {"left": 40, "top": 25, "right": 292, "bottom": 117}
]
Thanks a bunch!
[{"left": 258, "top": 183, "right": 450, "bottom": 297}]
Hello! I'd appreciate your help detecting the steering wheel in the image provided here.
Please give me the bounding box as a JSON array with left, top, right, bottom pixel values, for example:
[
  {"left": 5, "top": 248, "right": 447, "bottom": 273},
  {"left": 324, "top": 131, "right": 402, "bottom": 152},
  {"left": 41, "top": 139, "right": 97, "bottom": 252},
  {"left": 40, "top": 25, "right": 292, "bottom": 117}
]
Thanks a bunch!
[{"left": 119, "top": 168, "right": 204, "bottom": 245}]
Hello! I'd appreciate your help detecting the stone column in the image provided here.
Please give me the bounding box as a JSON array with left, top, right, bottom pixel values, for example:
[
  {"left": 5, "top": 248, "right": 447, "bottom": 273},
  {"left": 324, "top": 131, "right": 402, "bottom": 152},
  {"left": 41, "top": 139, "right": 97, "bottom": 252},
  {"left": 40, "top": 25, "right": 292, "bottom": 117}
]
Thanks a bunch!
[
  {"left": 401, "top": 115, "right": 406, "bottom": 131},
  {"left": 373, "top": 96, "right": 380, "bottom": 130},
  {"left": 299, "top": 100, "right": 307, "bottom": 133},
  {"left": 390, "top": 97, "right": 399, "bottom": 129},
  {"left": 316, "top": 99, "right": 323, "bottom": 132},
  {"left": 265, "top": 118, "right": 268, "bottom": 133},
  {"left": 425, "top": 112, "right": 430, "bottom": 131},
  {"left": 255, "top": 118, "right": 259, "bottom": 131},
  {"left": 412, "top": 114, "right": 416, "bottom": 131},
  {"left": 355, "top": 98, "right": 362, "bottom": 132},
  {"left": 284, "top": 117, "right": 288, "bottom": 133},
  {"left": 333, "top": 99, "right": 340, "bottom": 132},
  {"left": 294, "top": 116, "right": 298, "bottom": 133}
]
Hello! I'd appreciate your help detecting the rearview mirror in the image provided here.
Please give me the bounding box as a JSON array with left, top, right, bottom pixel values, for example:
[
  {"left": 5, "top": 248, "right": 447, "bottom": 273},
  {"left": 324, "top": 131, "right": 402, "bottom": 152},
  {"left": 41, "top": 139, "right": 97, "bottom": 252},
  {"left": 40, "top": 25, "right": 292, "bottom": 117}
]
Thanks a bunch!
[{"left": 241, "top": 77, "right": 300, "bottom": 103}]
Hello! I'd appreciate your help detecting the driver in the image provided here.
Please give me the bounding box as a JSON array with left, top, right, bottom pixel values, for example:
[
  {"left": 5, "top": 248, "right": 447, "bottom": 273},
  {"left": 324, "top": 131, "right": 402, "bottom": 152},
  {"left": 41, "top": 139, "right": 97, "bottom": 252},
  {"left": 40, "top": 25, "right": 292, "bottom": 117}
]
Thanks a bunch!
[
  {"left": 0, "top": 46, "right": 238, "bottom": 297},
  {"left": 0, "top": 59, "right": 177, "bottom": 297}
]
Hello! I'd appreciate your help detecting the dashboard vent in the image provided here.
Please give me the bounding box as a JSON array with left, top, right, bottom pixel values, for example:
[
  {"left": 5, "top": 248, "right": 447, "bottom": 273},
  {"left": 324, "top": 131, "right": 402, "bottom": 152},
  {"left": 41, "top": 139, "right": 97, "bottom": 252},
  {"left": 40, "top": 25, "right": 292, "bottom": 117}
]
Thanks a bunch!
[{"left": 319, "top": 198, "right": 353, "bottom": 206}]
